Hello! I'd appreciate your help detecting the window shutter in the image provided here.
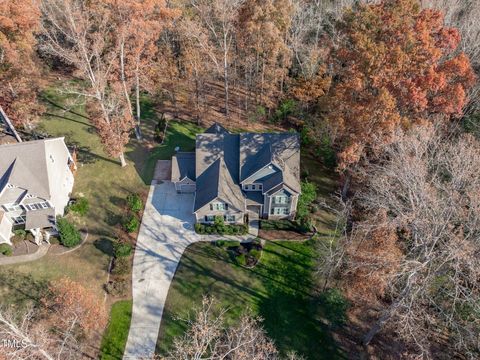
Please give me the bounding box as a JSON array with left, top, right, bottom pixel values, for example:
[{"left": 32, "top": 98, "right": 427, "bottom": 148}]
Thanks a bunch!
[
  {"left": 210, "top": 204, "right": 213, "bottom": 211},
  {"left": 204, "top": 215, "right": 208, "bottom": 221},
  {"left": 225, "top": 203, "right": 228, "bottom": 210}
]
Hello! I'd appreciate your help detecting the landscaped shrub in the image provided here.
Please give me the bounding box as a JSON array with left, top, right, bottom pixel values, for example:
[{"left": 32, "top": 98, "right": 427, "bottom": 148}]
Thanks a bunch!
[
  {"left": 69, "top": 197, "right": 89, "bottom": 216},
  {"left": 297, "top": 181, "right": 317, "bottom": 221},
  {"left": 126, "top": 193, "right": 143, "bottom": 213},
  {"left": 114, "top": 242, "right": 132, "bottom": 258},
  {"left": 235, "top": 253, "right": 247, "bottom": 266},
  {"left": 13, "top": 229, "right": 27, "bottom": 238},
  {"left": 194, "top": 222, "right": 248, "bottom": 235},
  {"left": 0, "top": 243, "right": 13, "bottom": 256},
  {"left": 56, "top": 217, "right": 82, "bottom": 248},
  {"left": 195, "top": 223, "right": 206, "bottom": 233},
  {"left": 104, "top": 279, "right": 128, "bottom": 297},
  {"left": 249, "top": 249, "right": 261, "bottom": 261},
  {"left": 123, "top": 215, "right": 140, "bottom": 233},
  {"left": 112, "top": 257, "right": 131, "bottom": 275}
]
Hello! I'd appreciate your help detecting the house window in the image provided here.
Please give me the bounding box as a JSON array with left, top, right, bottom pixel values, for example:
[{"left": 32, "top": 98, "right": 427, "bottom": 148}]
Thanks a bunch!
[
  {"left": 24, "top": 202, "right": 51, "bottom": 211},
  {"left": 3, "top": 203, "right": 23, "bottom": 212},
  {"left": 252, "top": 184, "right": 256, "bottom": 190},
  {"left": 6, "top": 184, "right": 14, "bottom": 189},
  {"left": 274, "top": 195, "right": 288, "bottom": 204},
  {"left": 205, "top": 215, "right": 215, "bottom": 222},
  {"left": 13, "top": 215, "right": 26, "bottom": 225},
  {"left": 210, "top": 202, "right": 228, "bottom": 211},
  {"left": 258, "top": 184, "right": 263, "bottom": 190},
  {"left": 271, "top": 207, "right": 289, "bottom": 215},
  {"left": 224, "top": 215, "right": 235, "bottom": 222}
]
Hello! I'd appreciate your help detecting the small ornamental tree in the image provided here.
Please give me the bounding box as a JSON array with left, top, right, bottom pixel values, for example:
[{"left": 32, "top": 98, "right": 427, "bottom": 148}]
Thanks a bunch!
[{"left": 56, "top": 217, "right": 82, "bottom": 247}]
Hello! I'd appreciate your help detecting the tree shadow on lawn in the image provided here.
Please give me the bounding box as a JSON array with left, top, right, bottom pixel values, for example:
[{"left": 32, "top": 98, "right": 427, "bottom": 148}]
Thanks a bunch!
[
  {"left": 94, "top": 238, "right": 115, "bottom": 257},
  {"left": 254, "top": 244, "right": 346, "bottom": 359},
  {"left": 0, "top": 270, "right": 50, "bottom": 309}
]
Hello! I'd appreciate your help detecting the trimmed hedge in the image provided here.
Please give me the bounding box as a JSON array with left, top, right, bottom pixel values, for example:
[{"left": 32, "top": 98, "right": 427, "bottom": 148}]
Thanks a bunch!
[
  {"left": 0, "top": 243, "right": 13, "bottom": 256},
  {"left": 195, "top": 223, "right": 248, "bottom": 235},
  {"left": 56, "top": 217, "right": 82, "bottom": 247}
]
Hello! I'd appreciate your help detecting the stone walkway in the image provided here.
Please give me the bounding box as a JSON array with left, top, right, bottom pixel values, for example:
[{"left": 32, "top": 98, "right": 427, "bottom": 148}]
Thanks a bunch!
[{"left": 0, "top": 244, "right": 50, "bottom": 266}]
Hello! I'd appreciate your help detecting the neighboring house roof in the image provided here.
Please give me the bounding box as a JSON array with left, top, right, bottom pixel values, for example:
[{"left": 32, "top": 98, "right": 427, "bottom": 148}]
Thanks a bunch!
[
  {"left": 194, "top": 158, "right": 244, "bottom": 212},
  {"left": 171, "top": 152, "right": 196, "bottom": 181},
  {"left": 25, "top": 208, "right": 56, "bottom": 230},
  {"left": 0, "top": 138, "right": 73, "bottom": 206}
]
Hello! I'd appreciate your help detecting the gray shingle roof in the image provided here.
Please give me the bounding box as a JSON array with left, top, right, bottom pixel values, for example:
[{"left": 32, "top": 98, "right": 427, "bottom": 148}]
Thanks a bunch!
[
  {"left": 25, "top": 208, "right": 56, "bottom": 230},
  {"left": 239, "top": 133, "right": 301, "bottom": 193},
  {"left": 171, "top": 152, "right": 195, "bottom": 181},
  {"left": 204, "top": 122, "right": 230, "bottom": 135},
  {"left": 194, "top": 158, "right": 244, "bottom": 212},
  {"left": 0, "top": 138, "right": 73, "bottom": 201}
]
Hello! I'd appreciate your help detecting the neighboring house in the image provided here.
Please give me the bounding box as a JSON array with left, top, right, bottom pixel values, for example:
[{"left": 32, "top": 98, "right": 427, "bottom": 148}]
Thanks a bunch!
[
  {"left": 0, "top": 138, "right": 76, "bottom": 245},
  {"left": 171, "top": 123, "right": 301, "bottom": 225}
]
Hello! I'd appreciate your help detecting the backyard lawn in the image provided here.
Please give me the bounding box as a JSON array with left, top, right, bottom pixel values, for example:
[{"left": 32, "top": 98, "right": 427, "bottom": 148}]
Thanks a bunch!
[
  {"left": 0, "top": 86, "right": 200, "bottom": 345},
  {"left": 156, "top": 240, "right": 347, "bottom": 359}
]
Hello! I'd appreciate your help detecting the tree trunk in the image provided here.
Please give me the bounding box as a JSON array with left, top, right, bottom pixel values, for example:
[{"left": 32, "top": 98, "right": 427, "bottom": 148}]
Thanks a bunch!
[
  {"left": 134, "top": 68, "right": 142, "bottom": 140},
  {"left": 224, "top": 53, "right": 229, "bottom": 116},
  {"left": 341, "top": 172, "right": 351, "bottom": 201},
  {"left": 363, "top": 309, "right": 392, "bottom": 346},
  {"left": 119, "top": 153, "right": 127, "bottom": 167}
]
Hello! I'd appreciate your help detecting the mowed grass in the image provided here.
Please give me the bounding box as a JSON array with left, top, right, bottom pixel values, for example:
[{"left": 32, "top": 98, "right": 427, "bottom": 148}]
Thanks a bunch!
[
  {"left": 156, "top": 240, "right": 346, "bottom": 359},
  {"left": 0, "top": 87, "right": 199, "bottom": 307},
  {"left": 100, "top": 300, "right": 133, "bottom": 360}
]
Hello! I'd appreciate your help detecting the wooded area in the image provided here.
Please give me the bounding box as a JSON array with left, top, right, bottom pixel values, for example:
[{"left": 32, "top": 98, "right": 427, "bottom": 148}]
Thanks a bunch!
[{"left": 1, "top": 0, "right": 480, "bottom": 358}]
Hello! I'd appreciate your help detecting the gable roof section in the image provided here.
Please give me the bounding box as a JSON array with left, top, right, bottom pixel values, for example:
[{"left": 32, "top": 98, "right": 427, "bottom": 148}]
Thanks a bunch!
[
  {"left": 171, "top": 152, "right": 196, "bottom": 181},
  {"left": 194, "top": 158, "right": 244, "bottom": 212},
  {"left": 0, "top": 138, "right": 71, "bottom": 201},
  {"left": 204, "top": 122, "right": 230, "bottom": 135},
  {"left": 240, "top": 133, "right": 301, "bottom": 193}
]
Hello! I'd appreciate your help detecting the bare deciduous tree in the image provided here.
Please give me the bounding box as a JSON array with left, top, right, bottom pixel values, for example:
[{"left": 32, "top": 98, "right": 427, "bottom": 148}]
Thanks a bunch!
[
  {"left": 346, "top": 125, "right": 480, "bottom": 358},
  {"left": 167, "top": 296, "right": 297, "bottom": 360}
]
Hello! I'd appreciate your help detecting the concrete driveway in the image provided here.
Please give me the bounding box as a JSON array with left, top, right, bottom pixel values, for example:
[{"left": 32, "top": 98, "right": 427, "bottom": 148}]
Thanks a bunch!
[{"left": 123, "top": 181, "right": 201, "bottom": 359}]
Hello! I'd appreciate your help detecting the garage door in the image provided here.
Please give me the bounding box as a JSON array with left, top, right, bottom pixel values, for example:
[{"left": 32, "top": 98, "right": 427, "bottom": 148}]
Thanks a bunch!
[{"left": 178, "top": 184, "right": 196, "bottom": 193}]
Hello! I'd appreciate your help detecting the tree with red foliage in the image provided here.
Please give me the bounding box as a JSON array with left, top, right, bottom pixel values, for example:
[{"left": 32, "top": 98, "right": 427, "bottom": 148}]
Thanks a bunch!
[
  {"left": 326, "top": 0, "right": 476, "bottom": 170},
  {"left": 0, "top": 0, "right": 43, "bottom": 128}
]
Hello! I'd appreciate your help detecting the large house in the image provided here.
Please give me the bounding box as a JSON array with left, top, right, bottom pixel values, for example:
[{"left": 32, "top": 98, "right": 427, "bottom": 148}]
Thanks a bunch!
[
  {"left": 171, "top": 123, "right": 301, "bottom": 225},
  {"left": 0, "top": 138, "right": 76, "bottom": 245}
]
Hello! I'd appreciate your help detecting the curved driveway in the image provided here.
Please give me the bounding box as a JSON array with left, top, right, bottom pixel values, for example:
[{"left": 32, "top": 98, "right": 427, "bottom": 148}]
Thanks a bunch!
[{"left": 123, "top": 181, "right": 202, "bottom": 359}]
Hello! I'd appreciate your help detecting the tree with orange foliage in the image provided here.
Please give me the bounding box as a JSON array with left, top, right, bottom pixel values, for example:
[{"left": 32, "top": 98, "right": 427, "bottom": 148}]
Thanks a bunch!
[
  {"left": 106, "top": 0, "right": 178, "bottom": 140},
  {"left": 0, "top": 278, "right": 106, "bottom": 360},
  {"left": 325, "top": 0, "right": 476, "bottom": 171},
  {"left": 0, "top": 0, "right": 43, "bottom": 128}
]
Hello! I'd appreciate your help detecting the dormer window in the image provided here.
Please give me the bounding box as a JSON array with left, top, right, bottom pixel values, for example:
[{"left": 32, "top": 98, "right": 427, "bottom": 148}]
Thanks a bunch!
[
  {"left": 210, "top": 202, "right": 228, "bottom": 211},
  {"left": 6, "top": 183, "right": 14, "bottom": 189}
]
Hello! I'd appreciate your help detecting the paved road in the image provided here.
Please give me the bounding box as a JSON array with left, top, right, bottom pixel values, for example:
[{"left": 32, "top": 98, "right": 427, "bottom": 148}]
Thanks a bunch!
[{"left": 123, "top": 181, "right": 202, "bottom": 359}]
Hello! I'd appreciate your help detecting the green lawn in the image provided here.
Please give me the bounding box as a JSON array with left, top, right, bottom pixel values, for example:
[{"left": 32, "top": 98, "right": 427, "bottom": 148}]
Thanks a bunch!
[
  {"left": 100, "top": 300, "right": 133, "bottom": 360},
  {"left": 156, "top": 240, "right": 346, "bottom": 359},
  {"left": 0, "top": 87, "right": 200, "bottom": 315}
]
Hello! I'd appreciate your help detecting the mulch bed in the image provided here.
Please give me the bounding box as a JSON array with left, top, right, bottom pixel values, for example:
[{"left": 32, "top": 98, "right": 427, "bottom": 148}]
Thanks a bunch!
[
  {"left": 258, "top": 229, "right": 311, "bottom": 241},
  {"left": 12, "top": 240, "right": 39, "bottom": 256}
]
